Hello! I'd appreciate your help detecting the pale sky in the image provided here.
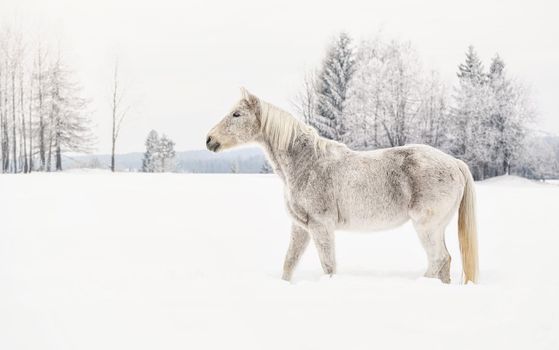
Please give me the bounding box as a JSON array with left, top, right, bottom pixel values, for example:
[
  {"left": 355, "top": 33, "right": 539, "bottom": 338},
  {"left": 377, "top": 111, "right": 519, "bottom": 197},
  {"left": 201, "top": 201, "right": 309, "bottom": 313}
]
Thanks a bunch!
[{"left": 2, "top": 0, "right": 558, "bottom": 153}]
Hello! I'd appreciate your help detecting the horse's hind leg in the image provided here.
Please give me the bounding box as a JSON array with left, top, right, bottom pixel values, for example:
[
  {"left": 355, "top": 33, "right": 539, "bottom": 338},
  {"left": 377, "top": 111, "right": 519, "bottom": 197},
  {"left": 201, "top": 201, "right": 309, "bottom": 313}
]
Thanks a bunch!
[
  {"left": 413, "top": 222, "right": 451, "bottom": 283},
  {"left": 411, "top": 193, "right": 460, "bottom": 284}
]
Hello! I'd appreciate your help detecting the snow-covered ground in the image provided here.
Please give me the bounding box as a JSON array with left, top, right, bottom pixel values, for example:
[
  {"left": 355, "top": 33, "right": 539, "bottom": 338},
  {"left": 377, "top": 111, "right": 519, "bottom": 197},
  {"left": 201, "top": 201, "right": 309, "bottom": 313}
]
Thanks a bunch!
[{"left": 0, "top": 172, "right": 558, "bottom": 349}]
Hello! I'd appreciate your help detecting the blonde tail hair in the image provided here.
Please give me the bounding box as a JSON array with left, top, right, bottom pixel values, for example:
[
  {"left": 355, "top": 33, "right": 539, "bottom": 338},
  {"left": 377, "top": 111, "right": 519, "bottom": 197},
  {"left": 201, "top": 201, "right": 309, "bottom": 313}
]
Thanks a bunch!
[{"left": 457, "top": 161, "right": 479, "bottom": 284}]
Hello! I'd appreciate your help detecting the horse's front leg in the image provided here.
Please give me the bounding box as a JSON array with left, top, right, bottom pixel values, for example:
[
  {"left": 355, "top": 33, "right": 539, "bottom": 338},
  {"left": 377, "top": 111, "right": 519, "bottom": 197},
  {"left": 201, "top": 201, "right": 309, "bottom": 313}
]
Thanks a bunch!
[
  {"left": 308, "top": 221, "right": 336, "bottom": 277},
  {"left": 282, "top": 224, "right": 310, "bottom": 281}
]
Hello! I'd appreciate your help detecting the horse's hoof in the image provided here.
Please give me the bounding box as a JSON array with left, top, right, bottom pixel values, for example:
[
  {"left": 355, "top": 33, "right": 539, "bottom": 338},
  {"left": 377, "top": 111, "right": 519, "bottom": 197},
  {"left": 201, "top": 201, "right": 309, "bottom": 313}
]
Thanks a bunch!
[{"left": 281, "top": 272, "right": 292, "bottom": 281}]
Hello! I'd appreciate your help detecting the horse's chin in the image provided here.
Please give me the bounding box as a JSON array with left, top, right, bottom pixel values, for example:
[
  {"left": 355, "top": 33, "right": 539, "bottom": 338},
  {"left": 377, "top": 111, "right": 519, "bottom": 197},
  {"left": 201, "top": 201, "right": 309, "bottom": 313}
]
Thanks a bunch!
[
  {"left": 213, "top": 142, "right": 239, "bottom": 153},
  {"left": 211, "top": 144, "right": 230, "bottom": 153}
]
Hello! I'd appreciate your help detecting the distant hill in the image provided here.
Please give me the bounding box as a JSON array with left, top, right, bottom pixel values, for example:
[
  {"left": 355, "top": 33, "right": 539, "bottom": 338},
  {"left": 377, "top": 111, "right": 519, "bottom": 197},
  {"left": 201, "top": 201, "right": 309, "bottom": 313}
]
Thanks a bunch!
[{"left": 62, "top": 147, "right": 269, "bottom": 173}]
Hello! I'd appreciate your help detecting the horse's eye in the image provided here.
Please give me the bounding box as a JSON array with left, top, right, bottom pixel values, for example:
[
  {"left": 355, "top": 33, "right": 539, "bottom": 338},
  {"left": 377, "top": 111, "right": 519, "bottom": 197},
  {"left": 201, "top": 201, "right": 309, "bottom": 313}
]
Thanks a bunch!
[{"left": 232, "top": 111, "right": 241, "bottom": 118}]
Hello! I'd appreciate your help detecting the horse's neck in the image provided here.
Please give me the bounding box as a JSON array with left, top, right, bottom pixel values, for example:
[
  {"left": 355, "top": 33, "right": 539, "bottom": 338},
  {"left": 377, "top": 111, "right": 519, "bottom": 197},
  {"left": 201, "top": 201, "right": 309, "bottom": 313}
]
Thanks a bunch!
[
  {"left": 260, "top": 139, "right": 287, "bottom": 182},
  {"left": 260, "top": 133, "right": 323, "bottom": 185}
]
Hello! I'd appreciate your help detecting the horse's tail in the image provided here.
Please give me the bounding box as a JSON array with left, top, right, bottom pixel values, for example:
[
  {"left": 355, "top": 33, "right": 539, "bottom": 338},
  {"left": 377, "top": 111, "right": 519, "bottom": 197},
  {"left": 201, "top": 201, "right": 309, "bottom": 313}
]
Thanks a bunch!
[{"left": 457, "top": 160, "right": 479, "bottom": 284}]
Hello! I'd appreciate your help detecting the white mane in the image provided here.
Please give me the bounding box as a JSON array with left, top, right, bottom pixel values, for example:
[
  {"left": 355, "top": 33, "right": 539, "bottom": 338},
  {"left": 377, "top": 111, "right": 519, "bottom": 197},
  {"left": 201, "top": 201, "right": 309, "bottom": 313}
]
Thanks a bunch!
[{"left": 257, "top": 99, "right": 327, "bottom": 153}]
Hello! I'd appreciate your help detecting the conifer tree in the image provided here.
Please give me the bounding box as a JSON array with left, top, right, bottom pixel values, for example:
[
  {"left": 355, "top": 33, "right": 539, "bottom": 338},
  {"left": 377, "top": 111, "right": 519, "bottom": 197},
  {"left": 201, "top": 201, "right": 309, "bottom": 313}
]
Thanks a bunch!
[
  {"left": 488, "top": 54, "right": 525, "bottom": 175},
  {"left": 158, "top": 134, "right": 176, "bottom": 172},
  {"left": 457, "top": 45, "right": 486, "bottom": 84},
  {"left": 311, "top": 32, "right": 355, "bottom": 141},
  {"left": 451, "top": 46, "right": 493, "bottom": 179},
  {"left": 141, "top": 130, "right": 159, "bottom": 172}
]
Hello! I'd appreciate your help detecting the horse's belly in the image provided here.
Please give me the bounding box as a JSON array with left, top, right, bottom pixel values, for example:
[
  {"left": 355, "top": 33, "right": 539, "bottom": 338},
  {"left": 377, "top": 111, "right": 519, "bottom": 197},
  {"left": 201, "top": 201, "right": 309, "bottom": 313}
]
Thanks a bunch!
[{"left": 336, "top": 205, "right": 410, "bottom": 232}]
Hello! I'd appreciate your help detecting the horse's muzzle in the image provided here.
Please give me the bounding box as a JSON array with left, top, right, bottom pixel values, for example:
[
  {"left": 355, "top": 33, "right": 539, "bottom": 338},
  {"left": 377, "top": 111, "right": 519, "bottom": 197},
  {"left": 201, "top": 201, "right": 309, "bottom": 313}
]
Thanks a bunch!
[{"left": 206, "top": 136, "right": 220, "bottom": 152}]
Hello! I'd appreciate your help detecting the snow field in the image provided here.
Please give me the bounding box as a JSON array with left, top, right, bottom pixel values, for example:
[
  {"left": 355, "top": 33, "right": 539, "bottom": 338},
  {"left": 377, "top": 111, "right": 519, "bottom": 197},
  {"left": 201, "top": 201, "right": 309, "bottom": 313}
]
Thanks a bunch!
[{"left": 0, "top": 172, "right": 557, "bottom": 349}]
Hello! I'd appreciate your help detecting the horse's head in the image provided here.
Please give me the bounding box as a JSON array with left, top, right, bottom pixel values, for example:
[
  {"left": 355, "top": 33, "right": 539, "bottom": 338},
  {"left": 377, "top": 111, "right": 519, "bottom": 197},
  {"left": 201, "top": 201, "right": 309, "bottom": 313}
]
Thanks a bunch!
[{"left": 206, "top": 88, "right": 261, "bottom": 152}]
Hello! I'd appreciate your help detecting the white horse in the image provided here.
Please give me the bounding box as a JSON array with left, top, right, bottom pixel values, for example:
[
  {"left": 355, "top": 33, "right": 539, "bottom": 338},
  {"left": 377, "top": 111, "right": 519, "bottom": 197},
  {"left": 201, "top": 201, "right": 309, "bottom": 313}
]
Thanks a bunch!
[{"left": 206, "top": 88, "right": 479, "bottom": 284}]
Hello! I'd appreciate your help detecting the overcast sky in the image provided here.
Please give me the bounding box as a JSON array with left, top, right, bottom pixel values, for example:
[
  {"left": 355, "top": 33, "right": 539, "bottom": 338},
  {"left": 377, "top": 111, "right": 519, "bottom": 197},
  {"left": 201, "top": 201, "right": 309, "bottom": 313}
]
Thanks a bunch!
[{"left": 2, "top": 0, "right": 558, "bottom": 153}]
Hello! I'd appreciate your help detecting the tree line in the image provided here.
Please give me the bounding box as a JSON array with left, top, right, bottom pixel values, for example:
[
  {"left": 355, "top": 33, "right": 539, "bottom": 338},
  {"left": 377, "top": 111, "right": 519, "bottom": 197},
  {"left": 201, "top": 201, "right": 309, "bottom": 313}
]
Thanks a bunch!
[
  {"left": 295, "top": 33, "right": 557, "bottom": 180},
  {"left": 0, "top": 26, "right": 93, "bottom": 173},
  {"left": 3, "top": 24, "right": 556, "bottom": 178}
]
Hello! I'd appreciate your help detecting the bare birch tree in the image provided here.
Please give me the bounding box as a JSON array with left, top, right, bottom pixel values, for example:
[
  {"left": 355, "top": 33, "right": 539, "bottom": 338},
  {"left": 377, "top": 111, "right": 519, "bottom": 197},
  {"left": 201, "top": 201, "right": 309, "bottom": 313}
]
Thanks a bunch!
[
  {"left": 34, "top": 44, "right": 49, "bottom": 171},
  {"left": 20, "top": 64, "right": 28, "bottom": 172},
  {"left": 109, "top": 59, "right": 129, "bottom": 172}
]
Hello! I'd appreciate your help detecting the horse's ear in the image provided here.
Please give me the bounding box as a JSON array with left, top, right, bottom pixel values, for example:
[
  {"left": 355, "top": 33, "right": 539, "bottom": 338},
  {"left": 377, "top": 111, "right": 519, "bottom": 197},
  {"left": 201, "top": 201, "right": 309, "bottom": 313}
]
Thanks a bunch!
[{"left": 240, "top": 87, "right": 259, "bottom": 112}]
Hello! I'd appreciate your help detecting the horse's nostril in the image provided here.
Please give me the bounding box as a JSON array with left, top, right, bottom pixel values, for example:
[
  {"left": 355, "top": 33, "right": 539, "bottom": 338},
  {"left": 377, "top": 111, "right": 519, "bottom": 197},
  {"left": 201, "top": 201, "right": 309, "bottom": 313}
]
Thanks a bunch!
[{"left": 206, "top": 136, "right": 212, "bottom": 145}]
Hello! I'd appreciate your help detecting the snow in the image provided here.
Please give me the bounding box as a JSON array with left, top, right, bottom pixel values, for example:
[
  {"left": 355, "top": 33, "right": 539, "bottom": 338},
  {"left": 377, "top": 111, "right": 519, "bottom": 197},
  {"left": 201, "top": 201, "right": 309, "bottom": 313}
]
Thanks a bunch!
[
  {"left": 0, "top": 172, "right": 558, "bottom": 349},
  {"left": 480, "top": 174, "right": 552, "bottom": 187}
]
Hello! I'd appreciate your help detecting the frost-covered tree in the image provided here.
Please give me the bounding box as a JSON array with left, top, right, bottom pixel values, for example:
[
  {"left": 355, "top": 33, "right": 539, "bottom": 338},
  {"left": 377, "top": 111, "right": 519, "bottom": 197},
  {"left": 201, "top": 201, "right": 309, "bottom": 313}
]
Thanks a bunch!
[
  {"left": 48, "top": 55, "right": 92, "bottom": 171},
  {"left": 311, "top": 32, "right": 355, "bottom": 141},
  {"left": 374, "top": 40, "right": 422, "bottom": 147},
  {"left": 0, "top": 24, "right": 93, "bottom": 173},
  {"left": 343, "top": 39, "right": 424, "bottom": 149},
  {"left": 296, "top": 38, "right": 547, "bottom": 180},
  {"left": 141, "top": 130, "right": 159, "bottom": 172},
  {"left": 141, "top": 131, "right": 176, "bottom": 173},
  {"left": 158, "top": 134, "right": 176, "bottom": 172},
  {"left": 0, "top": 28, "right": 25, "bottom": 173},
  {"left": 292, "top": 71, "right": 317, "bottom": 124},
  {"left": 451, "top": 48, "right": 534, "bottom": 179},
  {"left": 450, "top": 82, "right": 493, "bottom": 178},
  {"left": 514, "top": 134, "right": 559, "bottom": 179},
  {"left": 417, "top": 71, "right": 450, "bottom": 149},
  {"left": 342, "top": 38, "right": 384, "bottom": 149},
  {"left": 33, "top": 43, "right": 50, "bottom": 171},
  {"left": 458, "top": 45, "right": 486, "bottom": 85},
  {"left": 487, "top": 55, "right": 528, "bottom": 175},
  {"left": 450, "top": 46, "right": 495, "bottom": 179}
]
